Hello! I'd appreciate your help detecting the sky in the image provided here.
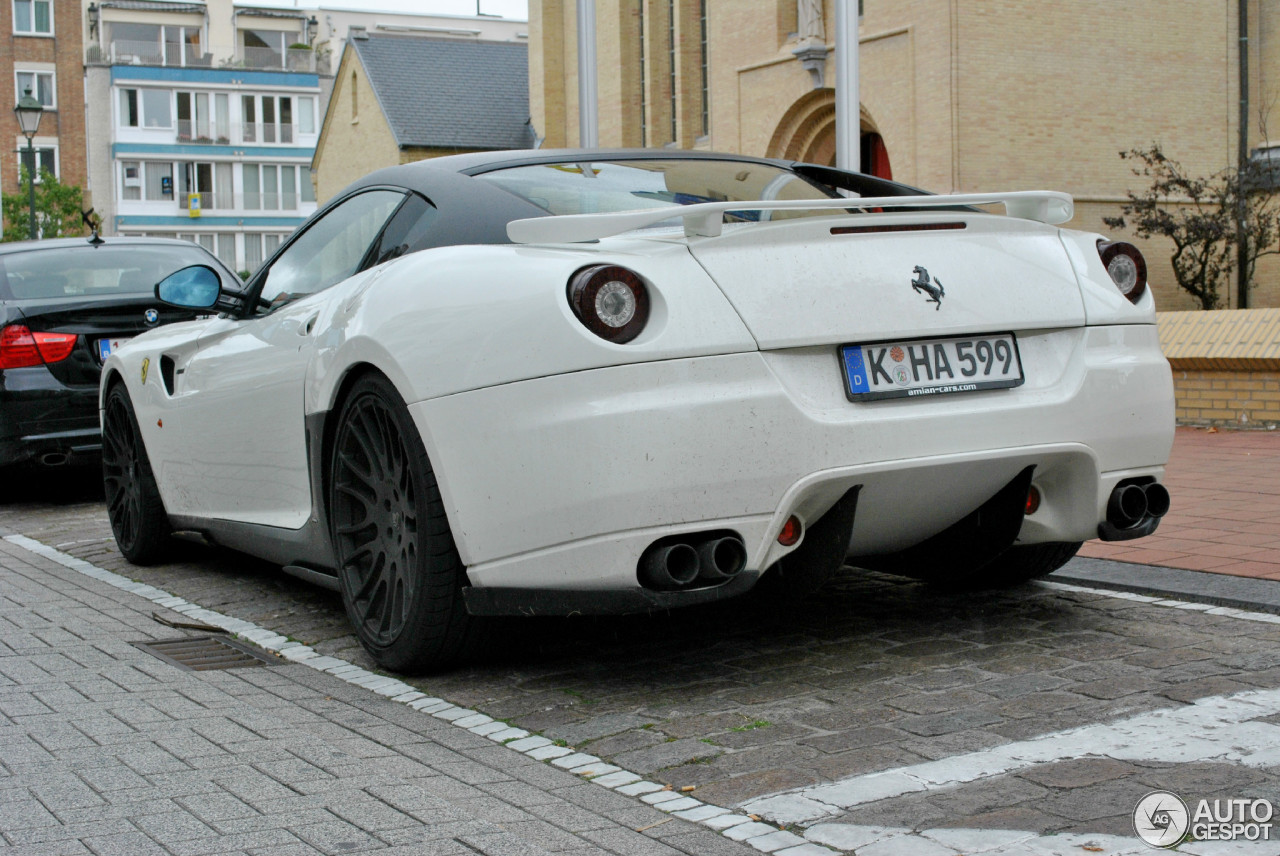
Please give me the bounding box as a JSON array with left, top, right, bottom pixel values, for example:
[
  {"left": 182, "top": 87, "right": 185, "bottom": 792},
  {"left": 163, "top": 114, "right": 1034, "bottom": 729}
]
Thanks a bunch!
[{"left": 247, "top": 0, "right": 528, "bottom": 19}]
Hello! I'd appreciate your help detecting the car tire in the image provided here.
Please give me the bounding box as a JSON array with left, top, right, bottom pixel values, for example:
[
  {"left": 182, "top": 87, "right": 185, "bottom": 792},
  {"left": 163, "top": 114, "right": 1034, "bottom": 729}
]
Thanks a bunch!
[
  {"left": 102, "top": 383, "right": 171, "bottom": 565},
  {"left": 328, "top": 373, "right": 479, "bottom": 673},
  {"left": 755, "top": 489, "right": 859, "bottom": 600}
]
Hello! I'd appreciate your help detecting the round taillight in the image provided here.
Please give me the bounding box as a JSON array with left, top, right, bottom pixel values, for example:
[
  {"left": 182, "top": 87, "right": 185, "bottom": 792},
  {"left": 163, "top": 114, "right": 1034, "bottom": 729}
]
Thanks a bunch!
[
  {"left": 567, "top": 265, "right": 650, "bottom": 343},
  {"left": 1097, "top": 240, "right": 1147, "bottom": 303}
]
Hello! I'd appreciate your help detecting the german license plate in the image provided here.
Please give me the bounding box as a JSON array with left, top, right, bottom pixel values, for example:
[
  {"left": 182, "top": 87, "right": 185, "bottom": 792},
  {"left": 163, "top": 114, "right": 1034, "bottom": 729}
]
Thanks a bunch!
[
  {"left": 97, "top": 337, "right": 131, "bottom": 360},
  {"left": 840, "top": 333, "right": 1024, "bottom": 401}
]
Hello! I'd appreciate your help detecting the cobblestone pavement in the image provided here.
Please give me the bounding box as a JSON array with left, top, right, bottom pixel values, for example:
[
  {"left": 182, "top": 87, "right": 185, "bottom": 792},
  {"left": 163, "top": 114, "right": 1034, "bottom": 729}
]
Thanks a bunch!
[
  {"left": 4, "top": 472, "right": 1280, "bottom": 853},
  {"left": 0, "top": 529, "right": 761, "bottom": 856}
]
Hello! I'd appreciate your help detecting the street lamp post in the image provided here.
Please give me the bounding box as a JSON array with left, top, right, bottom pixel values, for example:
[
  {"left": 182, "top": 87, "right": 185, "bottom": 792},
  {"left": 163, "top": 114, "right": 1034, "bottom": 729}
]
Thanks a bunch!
[{"left": 14, "top": 88, "right": 45, "bottom": 241}]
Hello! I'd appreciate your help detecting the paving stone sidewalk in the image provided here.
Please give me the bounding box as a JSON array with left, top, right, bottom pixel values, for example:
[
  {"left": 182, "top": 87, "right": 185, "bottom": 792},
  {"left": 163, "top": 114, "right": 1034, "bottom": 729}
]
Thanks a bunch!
[
  {"left": 0, "top": 537, "right": 764, "bottom": 856},
  {"left": 1079, "top": 427, "right": 1280, "bottom": 580}
]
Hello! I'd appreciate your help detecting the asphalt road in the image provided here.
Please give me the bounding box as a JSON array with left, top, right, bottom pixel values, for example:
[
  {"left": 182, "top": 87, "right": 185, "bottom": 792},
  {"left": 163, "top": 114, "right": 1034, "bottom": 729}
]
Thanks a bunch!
[{"left": 4, "top": 467, "right": 1280, "bottom": 852}]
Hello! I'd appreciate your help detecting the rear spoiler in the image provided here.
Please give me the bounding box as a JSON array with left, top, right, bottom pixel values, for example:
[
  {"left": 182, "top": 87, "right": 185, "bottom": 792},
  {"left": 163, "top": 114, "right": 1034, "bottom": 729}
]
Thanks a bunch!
[{"left": 506, "top": 191, "right": 1074, "bottom": 244}]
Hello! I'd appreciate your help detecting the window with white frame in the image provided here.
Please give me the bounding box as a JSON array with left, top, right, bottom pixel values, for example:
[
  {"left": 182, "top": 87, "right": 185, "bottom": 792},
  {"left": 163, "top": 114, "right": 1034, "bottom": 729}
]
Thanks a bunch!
[
  {"left": 298, "top": 96, "right": 315, "bottom": 135},
  {"left": 241, "top": 94, "right": 293, "bottom": 144},
  {"left": 13, "top": 0, "right": 51, "bottom": 35},
  {"left": 119, "top": 88, "right": 173, "bottom": 129},
  {"left": 176, "top": 91, "right": 229, "bottom": 142},
  {"left": 178, "top": 161, "right": 232, "bottom": 210},
  {"left": 239, "top": 29, "right": 292, "bottom": 69},
  {"left": 15, "top": 69, "right": 54, "bottom": 109},
  {"left": 15, "top": 140, "right": 56, "bottom": 182},
  {"left": 242, "top": 163, "right": 313, "bottom": 210},
  {"left": 105, "top": 22, "right": 202, "bottom": 66}
]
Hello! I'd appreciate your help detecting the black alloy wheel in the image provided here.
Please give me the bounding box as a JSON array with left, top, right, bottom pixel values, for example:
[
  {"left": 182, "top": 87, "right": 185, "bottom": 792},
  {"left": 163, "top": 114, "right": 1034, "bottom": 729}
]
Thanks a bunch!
[
  {"left": 329, "top": 373, "right": 477, "bottom": 673},
  {"left": 102, "top": 383, "right": 171, "bottom": 564}
]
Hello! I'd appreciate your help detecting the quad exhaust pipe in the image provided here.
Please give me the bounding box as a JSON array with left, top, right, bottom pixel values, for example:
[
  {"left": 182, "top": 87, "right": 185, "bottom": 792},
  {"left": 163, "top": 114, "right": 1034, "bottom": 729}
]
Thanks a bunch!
[{"left": 639, "top": 533, "right": 747, "bottom": 590}]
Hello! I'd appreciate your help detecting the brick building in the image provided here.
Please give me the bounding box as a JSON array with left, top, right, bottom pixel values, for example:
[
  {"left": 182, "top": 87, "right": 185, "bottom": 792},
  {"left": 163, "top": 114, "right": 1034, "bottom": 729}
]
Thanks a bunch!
[
  {"left": 529, "top": 0, "right": 1280, "bottom": 310},
  {"left": 1, "top": 0, "right": 89, "bottom": 231}
]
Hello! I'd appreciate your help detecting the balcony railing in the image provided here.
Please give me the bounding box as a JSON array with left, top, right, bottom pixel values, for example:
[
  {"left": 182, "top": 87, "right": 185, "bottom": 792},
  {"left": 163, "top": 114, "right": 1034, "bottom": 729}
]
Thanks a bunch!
[
  {"left": 168, "top": 191, "right": 310, "bottom": 212},
  {"left": 146, "top": 121, "right": 304, "bottom": 146},
  {"left": 91, "top": 41, "right": 325, "bottom": 73}
]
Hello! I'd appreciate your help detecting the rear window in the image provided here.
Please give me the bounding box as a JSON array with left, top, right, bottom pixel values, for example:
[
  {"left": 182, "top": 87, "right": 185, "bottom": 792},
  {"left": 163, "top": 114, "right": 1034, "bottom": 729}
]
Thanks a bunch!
[
  {"left": 473, "top": 159, "right": 842, "bottom": 224},
  {"left": 0, "top": 244, "right": 219, "bottom": 301}
]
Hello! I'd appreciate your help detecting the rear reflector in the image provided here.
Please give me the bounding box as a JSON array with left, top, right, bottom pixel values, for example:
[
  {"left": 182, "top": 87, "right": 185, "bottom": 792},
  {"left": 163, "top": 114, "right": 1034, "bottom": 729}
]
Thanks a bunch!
[
  {"left": 1025, "top": 486, "right": 1041, "bottom": 516},
  {"left": 0, "top": 325, "right": 77, "bottom": 369},
  {"left": 778, "top": 515, "right": 802, "bottom": 546}
]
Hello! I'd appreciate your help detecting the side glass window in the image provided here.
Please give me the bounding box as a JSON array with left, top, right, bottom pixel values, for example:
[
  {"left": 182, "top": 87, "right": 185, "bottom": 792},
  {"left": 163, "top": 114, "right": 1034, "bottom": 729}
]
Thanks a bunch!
[
  {"left": 257, "top": 189, "right": 403, "bottom": 312},
  {"left": 368, "top": 193, "right": 438, "bottom": 266}
]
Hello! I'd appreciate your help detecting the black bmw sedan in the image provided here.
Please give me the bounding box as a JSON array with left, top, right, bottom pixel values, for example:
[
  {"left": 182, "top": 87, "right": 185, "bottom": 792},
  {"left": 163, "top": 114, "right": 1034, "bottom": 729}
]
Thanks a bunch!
[{"left": 0, "top": 236, "right": 239, "bottom": 470}]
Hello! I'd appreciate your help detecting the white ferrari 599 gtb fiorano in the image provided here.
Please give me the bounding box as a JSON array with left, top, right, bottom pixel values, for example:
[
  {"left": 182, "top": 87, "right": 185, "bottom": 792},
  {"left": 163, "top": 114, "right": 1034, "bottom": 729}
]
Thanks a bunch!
[{"left": 100, "top": 150, "right": 1174, "bottom": 672}]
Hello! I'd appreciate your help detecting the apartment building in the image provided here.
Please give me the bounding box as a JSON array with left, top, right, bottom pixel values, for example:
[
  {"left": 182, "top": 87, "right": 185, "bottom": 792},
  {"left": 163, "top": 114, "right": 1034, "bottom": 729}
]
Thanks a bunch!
[
  {"left": 83, "top": 0, "right": 324, "bottom": 274},
  {"left": 1, "top": 0, "right": 88, "bottom": 224}
]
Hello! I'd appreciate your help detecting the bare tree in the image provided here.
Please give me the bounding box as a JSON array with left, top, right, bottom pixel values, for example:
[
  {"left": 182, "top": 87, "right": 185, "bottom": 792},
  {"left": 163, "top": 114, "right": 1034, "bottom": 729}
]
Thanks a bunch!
[{"left": 1103, "top": 144, "right": 1280, "bottom": 310}]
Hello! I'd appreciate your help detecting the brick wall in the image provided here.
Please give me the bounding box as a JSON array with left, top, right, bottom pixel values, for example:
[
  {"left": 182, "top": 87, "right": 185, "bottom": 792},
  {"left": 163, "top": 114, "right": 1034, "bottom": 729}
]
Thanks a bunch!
[
  {"left": 0, "top": 0, "right": 87, "bottom": 205},
  {"left": 1159, "top": 308, "right": 1280, "bottom": 429}
]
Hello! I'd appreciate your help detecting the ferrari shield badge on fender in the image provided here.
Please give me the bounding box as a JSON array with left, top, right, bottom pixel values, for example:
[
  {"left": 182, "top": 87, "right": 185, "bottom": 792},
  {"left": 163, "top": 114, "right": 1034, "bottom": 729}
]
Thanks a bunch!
[
  {"left": 141, "top": 357, "right": 150, "bottom": 385},
  {"left": 911, "top": 265, "right": 944, "bottom": 310}
]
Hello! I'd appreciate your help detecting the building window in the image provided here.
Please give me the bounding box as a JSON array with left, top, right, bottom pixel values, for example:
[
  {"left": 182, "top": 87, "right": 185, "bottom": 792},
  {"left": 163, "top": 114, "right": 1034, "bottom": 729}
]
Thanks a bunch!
[
  {"left": 177, "top": 91, "right": 229, "bottom": 142},
  {"left": 240, "top": 29, "right": 291, "bottom": 69},
  {"left": 13, "top": 0, "right": 51, "bottom": 35},
  {"left": 105, "top": 23, "right": 201, "bottom": 66},
  {"left": 144, "top": 163, "right": 173, "bottom": 201},
  {"left": 699, "top": 0, "right": 709, "bottom": 138},
  {"left": 351, "top": 71, "right": 358, "bottom": 120},
  {"left": 243, "top": 164, "right": 313, "bottom": 210},
  {"left": 298, "top": 96, "right": 315, "bottom": 135},
  {"left": 241, "top": 95, "right": 294, "bottom": 144},
  {"left": 178, "top": 161, "right": 233, "bottom": 210},
  {"left": 119, "top": 88, "right": 172, "bottom": 129},
  {"left": 16, "top": 142, "right": 56, "bottom": 182},
  {"left": 15, "top": 70, "right": 54, "bottom": 109},
  {"left": 667, "top": 0, "right": 676, "bottom": 143},
  {"left": 121, "top": 161, "right": 142, "bottom": 200},
  {"left": 638, "top": 2, "right": 646, "bottom": 145}
]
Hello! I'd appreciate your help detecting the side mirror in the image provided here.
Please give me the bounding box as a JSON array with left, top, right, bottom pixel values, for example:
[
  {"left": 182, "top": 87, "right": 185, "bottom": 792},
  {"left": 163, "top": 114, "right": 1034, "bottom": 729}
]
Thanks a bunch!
[{"left": 156, "top": 265, "right": 222, "bottom": 309}]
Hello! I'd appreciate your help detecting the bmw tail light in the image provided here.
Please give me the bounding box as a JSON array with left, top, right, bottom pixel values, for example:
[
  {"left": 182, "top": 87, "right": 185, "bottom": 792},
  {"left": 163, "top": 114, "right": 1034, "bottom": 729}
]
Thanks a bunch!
[
  {"left": 1097, "top": 240, "right": 1147, "bottom": 303},
  {"left": 0, "top": 325, "right": 77, "bottom": 369},
  {"left": 567, "top": 265, "right": 650, "bottom": 343}
]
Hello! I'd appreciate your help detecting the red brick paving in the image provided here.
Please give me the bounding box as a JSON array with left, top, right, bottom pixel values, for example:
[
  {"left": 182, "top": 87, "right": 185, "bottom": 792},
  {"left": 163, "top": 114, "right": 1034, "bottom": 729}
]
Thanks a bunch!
[{"left": 1078, "top": 427, "right": 1280, "bottom": 580}]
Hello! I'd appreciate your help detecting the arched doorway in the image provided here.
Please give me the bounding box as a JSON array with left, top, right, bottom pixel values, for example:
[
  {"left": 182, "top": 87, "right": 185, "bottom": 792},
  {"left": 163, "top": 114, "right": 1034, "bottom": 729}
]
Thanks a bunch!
[{"left": 767, "top": 89, "right": 893, "bottom": 179}]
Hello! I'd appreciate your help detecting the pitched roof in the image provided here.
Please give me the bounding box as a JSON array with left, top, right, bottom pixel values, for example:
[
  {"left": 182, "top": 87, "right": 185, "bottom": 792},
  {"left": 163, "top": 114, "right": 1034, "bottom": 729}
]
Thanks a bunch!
[{"left": 351, "top": 35, "right": 531, "bottom": 151}]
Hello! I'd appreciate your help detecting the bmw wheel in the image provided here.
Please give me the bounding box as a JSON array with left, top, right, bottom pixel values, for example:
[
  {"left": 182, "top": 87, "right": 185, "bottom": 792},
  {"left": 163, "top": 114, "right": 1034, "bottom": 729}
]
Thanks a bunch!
[
  {"left": 328, "top": 373, "right": 478, "bottom": 673},
  {"left": 102, "top": 383, "right": 171, "bottom": 564}
]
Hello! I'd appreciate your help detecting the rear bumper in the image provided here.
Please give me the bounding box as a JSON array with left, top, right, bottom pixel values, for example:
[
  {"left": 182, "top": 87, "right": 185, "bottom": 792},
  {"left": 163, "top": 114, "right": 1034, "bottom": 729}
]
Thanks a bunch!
[
  {"left": 0, "top": 367, "right": 101, "bottom": 467},
  {"left": 411, "top": 324, "right": 1174, "bottom": 602}
]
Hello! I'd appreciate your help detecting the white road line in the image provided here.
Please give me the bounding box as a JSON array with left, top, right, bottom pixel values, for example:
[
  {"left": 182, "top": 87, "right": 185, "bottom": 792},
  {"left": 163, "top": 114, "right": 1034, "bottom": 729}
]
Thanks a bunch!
[{"left": 745, "top": 687, "right": 1280, "bottom": 825}]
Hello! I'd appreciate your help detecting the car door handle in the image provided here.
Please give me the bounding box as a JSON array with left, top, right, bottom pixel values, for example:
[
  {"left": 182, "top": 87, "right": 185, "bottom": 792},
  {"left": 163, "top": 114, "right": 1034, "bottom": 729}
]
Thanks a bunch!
[{"left": 300, "top": 315, "right": 318, "bottom": 336}]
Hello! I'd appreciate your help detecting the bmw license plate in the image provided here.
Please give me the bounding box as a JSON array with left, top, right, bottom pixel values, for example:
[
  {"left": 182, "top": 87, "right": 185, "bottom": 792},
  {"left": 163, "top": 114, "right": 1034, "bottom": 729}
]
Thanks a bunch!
[
  {"left": 97, "top": 337, "right": 131, "bottom": 361},
  {"left": 840, "top": 333, "right": 1024, "bottom": 401}
]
